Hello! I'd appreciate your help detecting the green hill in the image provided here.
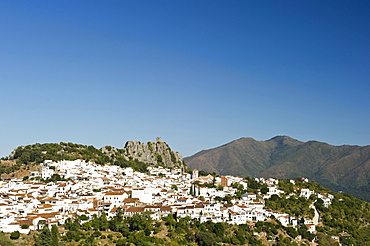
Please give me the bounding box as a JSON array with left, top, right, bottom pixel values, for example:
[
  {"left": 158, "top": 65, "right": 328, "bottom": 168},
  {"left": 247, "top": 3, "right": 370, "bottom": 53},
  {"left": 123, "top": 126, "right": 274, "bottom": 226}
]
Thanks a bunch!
[
  {"left": 184, "top": 136, "right": 370, "bottom": 201},
  {"left": 3, "top": 140, "right": 187, "bottom": 173}
]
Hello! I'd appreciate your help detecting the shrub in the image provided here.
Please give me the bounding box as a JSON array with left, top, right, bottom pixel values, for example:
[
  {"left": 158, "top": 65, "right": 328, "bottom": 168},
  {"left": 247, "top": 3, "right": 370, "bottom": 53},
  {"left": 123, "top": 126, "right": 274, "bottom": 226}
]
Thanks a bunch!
[
  {"left": 92, "top": 231, "right": 102, "bottom": 237},
  {"left": 10, "top": 231, "right": 20, "bottom": 240}
]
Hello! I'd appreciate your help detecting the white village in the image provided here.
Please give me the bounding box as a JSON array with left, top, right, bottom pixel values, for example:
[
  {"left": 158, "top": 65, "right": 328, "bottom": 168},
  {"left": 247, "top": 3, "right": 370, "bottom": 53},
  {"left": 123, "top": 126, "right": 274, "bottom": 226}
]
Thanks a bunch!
[{"left": 0, "top": 158, "right": 334, "bottom": 238}]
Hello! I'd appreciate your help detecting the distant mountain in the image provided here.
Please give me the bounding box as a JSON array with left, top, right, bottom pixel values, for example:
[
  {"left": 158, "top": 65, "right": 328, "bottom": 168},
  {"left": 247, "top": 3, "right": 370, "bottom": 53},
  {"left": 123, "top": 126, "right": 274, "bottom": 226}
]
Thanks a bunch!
[{"left": 184, "top": 136, "right": 370, "bottom": 201}]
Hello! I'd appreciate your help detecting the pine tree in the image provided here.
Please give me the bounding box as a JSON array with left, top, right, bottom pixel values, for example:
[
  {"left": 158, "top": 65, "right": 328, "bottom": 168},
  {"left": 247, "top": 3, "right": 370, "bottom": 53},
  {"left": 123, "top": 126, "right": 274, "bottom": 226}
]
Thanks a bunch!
[
  {"left": 100, "top": 212, "right": 109, "bottom": 231},
  {"left": 51, "top": 225, "right": 59, "bottom": 246},
  {"left": 34, "top": 226, "right": 52, "bottom": 246}
]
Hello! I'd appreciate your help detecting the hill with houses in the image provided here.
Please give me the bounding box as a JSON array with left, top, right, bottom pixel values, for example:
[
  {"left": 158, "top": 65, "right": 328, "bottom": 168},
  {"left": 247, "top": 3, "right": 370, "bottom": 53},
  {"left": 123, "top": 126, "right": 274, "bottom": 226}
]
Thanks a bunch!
[
  {"left": 0, "top": 140, "right": 370, "bottom": 245},
  {"left": 0, "top": 158, "right": 369, "bottom": 245},
  {"left": 2, "top": 138, "right": 186, "bottom": 175}
]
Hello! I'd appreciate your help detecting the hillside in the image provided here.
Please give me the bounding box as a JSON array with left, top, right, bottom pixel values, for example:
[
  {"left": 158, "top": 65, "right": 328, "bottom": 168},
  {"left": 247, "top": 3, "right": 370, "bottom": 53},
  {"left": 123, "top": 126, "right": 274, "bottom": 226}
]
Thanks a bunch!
[
  {"left": 1, "top": 138, "right": 370, "bottom": 245},
  {"left": 2, "top": 138, "right": 187, "bottom": 173},
  {"left": 184, "top": 136, "right": 370, "bottom": 201}
]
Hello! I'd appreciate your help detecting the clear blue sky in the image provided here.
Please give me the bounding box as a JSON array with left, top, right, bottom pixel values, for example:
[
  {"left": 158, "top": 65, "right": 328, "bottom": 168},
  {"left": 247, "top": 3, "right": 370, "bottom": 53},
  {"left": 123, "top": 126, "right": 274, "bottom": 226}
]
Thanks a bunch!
[{"left": 1, "top": 1, "right": 369, "bottom": 158}]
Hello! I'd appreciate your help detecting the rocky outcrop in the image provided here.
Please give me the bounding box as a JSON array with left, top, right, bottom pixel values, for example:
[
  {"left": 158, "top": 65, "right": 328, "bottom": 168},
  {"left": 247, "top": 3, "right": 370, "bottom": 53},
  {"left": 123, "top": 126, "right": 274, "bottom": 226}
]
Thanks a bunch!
[
  {"left": 123, "top": 138, "right": 185, "bottom": 169},
  {"left": 6, "top": 138, "right": 187, "bottom": 172}
]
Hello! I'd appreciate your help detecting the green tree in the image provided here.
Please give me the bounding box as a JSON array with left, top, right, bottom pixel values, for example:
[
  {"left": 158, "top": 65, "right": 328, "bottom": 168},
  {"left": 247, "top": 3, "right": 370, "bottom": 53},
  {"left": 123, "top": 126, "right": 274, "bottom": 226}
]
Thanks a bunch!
[
  {"left": 246, "top": 177, "right": 261, "bottom": 190},
  {"left": 260, "top": 184, "right": 269, "bottom": 194},
  {"left": 84, "top": 234, "right": 95, "bottom": 245},
  {"left": 298, "top": 225, "right": 314, "bottom": 241},
  {"left": 51, "top": 225, "right": 59, "bottom": 246},
  {"left": 284, "top": 226, "right": 298, "bottom": 238},
  {"left": 109, "top": 208, "right": 124, "bottom": 232},
  {"left": 99, "top": 212, "right": 109, "bottom": 231},
  {"left": 216, "top": 184, "right": 224, "bottom": 191},
  {"left": 64, "top": 217, "right": 80, "bottom": 231},
  {"left": 156, "top": 153, "right": 163, "bottom": 163},
  {"left": 213, "top": 223, "right": 225, "bottom": 239},
  {"left": 195, "top": 232, "right": 216, "bottom": 246},
  {"left": 126, "top": 212, "right": 152, "bottom": 232},
  {"left": 34, "top": 226, "right": 52, "bottom": 246},
  {"left": 81, "top": 221, "right": 92, "bottom": 231}
]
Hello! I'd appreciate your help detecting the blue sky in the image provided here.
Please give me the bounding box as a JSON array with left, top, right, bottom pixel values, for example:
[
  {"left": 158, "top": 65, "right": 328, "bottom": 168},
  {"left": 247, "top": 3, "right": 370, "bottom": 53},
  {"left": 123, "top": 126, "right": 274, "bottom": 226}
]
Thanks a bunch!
[{"left": 1, "top": 1, "right": 369, "bottom": 158}]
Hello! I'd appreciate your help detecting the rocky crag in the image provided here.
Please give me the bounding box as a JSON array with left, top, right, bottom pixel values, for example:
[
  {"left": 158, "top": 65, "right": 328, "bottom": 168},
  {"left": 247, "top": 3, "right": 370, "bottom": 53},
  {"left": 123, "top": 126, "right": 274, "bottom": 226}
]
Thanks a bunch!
[
  {"left": 122, "top": 137, "right": 184, "bottom": 168},
  {"left": 5, "top": 137, "right": 186, "bottom": 171}
]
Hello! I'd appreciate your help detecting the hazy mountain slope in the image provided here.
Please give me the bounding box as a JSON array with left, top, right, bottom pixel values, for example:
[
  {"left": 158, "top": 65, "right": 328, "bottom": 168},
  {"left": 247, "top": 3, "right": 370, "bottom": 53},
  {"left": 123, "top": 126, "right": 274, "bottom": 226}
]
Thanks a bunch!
[
  {"left": 185, "top": 136, "right": 303, "bottom": 176},
  {"left": 184, "top": 136, "right": 370, "bottom": 201}
]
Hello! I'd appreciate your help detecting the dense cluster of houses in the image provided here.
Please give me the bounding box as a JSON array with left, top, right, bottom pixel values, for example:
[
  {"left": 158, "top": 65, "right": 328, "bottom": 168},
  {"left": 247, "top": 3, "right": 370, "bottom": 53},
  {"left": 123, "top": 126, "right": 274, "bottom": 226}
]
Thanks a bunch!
[{"left": 0, "top": 159, "right": 333, "bottom": 234}]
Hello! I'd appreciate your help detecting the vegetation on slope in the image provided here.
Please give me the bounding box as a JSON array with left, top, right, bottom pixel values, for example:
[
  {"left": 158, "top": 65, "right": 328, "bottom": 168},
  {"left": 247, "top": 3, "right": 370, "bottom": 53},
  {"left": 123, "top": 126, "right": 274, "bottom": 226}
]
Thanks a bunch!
[
  {"left": 316, "top": 193, "right": 370, "bottom": 245},
  {"left": 0, "top": 160, "right": 22, "bottom": 175},
  {"left": 268, "top": 179, "right": 370, "bottom": 245},
  {"left": 185, "top": 136, "right": 370, "bottom": 201},
  {"left": 8, "top": 142, "right": 116, "bottom": 165},
  {"left": 1, "top": 178, "right": 370, "bottom": 245},
  {"left": 11, "top": 211, "right": 306, "bottom": 246},
  {"left": 2, "top": 141, "right": 186, "bottom": 174}
]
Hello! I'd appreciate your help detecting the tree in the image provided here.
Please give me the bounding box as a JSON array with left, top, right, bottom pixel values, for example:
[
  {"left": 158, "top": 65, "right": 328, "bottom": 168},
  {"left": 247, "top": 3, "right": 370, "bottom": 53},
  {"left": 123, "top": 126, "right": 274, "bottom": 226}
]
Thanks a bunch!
[
  {"left": 34, "top": 226, "right": 52, "bottom": 246},
  {"left": 90, "top": 215, "right": 99, "bottom": 231},
  {"left": 99, "top": 212, "right": 109, "bottom": 231},
  {"left": 216, "top": 184, "right": 224, "bottom": 191},
  {"left": 84, "top": 235, "right": 95, "bottom": 245},
  {"left": 298, "top": 225, "right": 314, "bottom": 241},
  {"left": 64, "top": 217, "right": 80, "bottom": 231},
  {"left": 260, "top": 184, "right": 269, "bottom": 194},
  {"left": 214, "top": 196, "right": 223, "bottom": 202},
  {"left": 284, "top": 227, "right": 298, "bottom": 238},
  {"left": 81, "top": 221, "right": 92, "bottom": 231},
  {"left": 195, "top": 232, "right": 216, "bottom": 246},
  {"left": 213, "top": 223, "right": 225, "bottom": 238},
  {"left": 162, "top": 214, "right": 176, "bottom": 229},
  {"left": 156, "top": 153, "right": 163, "bottom": 163},
  {"left": 109, "top": 208, "right": 124, "bottom": 232},
  {"left": 92, "top": 231, "right": 102, "bottom": 237},
  {"left": 51, "top": 225, "right": 59, "bottom": 246},
  {"left": 246, "top": 177, "right": 261, "bottom": 190},
  {"left": 126, "top": 212, "right": 152, "bottom": 232},
  {"left": 189, "top": 185, "right": 194, "bottom": 196}
]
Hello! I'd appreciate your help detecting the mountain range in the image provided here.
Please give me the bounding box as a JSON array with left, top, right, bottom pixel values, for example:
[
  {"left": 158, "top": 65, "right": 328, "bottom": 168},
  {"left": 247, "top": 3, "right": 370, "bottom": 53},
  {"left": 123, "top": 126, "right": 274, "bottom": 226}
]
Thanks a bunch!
[{"left": 184, "top": 136, "right": 370, "bottom": 201}]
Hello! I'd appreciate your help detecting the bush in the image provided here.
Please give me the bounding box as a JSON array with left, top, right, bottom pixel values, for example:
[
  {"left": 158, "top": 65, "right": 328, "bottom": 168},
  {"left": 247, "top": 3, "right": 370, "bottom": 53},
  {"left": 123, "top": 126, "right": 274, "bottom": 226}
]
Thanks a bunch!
[
  {"left": 116, "top": 238, "right": 126, "bottom": 246},
  {"left": 285, "top": 226, "right": 298, "bottom": 238},
  {"left": 10, "top": 231, "right": 20, "bottom": 240},
  {"left": 92, "top": 231, "right": 102, "bottom": 237},
  {"left": 195, "top": 232, "right": 216, "bottom": 246}
]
